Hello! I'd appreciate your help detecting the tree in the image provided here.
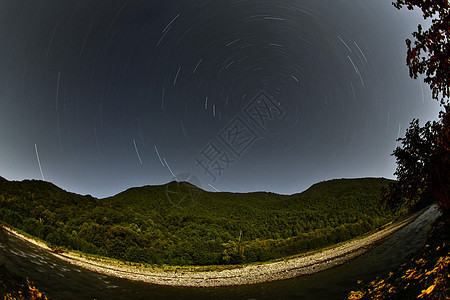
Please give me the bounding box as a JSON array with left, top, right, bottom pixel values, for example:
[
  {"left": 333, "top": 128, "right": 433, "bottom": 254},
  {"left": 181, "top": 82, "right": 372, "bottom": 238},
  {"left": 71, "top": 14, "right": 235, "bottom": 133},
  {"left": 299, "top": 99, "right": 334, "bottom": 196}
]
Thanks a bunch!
[
  {"left": 432, "top": 107, "right": 450, "bottom": 210},
  {"left": 386, "top": 118, "right": 441, "bottom": 207},
  {"left": 386, "top": 1, "right": 450, "bottom": 212},
  {"left": 386, "top": 110, "right": 449, "bottom": 213},
  {"left": 393, "top": 0, "right": 449, "bottom": 104}
]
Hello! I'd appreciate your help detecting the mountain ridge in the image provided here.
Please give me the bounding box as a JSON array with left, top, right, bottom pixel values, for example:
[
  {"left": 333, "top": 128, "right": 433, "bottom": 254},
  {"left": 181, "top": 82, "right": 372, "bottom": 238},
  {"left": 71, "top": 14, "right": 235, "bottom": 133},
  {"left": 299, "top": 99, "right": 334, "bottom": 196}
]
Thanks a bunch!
[
  {"left": 0, "top": 176, "right": 397, "bottom": 266},
  {"left": 0, "top": 176, "right": 395, "bottom": 199}
]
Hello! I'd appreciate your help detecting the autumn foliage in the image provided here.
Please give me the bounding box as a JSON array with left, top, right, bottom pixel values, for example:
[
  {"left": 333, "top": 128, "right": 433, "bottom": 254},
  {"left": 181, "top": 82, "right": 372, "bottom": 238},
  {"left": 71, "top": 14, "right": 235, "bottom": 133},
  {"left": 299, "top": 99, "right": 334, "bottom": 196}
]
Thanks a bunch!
[
  {"left": 386, "top": 0, "right": 450, "bottom": 212},
  {"left": 348, "top": 217, "right": 450, "bottom": 299},
  {"left": 393, "top": 0, "right": 449, "bottom": 104}
]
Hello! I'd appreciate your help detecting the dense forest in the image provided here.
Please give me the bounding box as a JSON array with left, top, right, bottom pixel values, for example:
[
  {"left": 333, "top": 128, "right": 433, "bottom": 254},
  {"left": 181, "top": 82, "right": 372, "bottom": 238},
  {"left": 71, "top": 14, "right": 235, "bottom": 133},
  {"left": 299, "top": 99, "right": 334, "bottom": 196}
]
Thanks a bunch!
[{"left": 0, "top": 177, "right": 396, "bottom": 266}]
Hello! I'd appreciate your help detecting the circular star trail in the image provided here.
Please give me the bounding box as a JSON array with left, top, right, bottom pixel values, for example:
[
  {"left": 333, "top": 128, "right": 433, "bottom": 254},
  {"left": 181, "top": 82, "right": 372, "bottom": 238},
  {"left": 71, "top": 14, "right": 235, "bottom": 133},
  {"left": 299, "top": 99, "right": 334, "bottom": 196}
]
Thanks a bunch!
[{"left": 0, "top": 0, "right": 441, "bottom": 197}]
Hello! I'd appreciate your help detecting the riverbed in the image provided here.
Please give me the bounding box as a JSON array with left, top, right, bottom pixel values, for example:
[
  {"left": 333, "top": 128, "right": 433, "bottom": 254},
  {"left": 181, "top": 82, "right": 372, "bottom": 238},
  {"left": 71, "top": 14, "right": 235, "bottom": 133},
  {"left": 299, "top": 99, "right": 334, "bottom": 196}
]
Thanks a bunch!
[{"left": 0, "top": 204, "right": 440, "bottom": 299}]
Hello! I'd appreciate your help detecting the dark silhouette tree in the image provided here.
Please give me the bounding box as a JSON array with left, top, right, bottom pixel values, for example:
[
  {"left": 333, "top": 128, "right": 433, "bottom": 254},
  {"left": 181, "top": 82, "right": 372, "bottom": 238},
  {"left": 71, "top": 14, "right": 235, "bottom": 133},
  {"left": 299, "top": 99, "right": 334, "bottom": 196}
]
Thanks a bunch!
[
  {"left": 432, "top": 107, "right": 450, "bottom": 210},
  {"left": 386, "top": 116, "right": 448, "bottom": 210},
  {"left": 393, "top": 0, "right": 449, "bottom": 104},
  {"left": 386, "top": 1, "right": 449, "bottom": 212}
]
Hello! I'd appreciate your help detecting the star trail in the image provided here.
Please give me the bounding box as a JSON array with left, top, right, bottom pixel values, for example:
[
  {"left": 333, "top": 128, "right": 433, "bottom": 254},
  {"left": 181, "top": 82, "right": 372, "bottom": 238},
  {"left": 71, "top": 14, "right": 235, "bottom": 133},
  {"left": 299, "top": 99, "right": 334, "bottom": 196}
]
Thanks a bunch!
[{"left": 0, "top": 0, "right": 441, "bottom": 197}]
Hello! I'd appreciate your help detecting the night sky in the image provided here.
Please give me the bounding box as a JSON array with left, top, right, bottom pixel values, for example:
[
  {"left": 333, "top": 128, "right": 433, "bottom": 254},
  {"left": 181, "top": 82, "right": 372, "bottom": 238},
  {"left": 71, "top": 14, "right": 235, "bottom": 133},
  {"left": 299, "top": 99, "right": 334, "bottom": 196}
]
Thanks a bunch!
[{"left": 0, "top": 0, "right": 441, "bottom": 198}]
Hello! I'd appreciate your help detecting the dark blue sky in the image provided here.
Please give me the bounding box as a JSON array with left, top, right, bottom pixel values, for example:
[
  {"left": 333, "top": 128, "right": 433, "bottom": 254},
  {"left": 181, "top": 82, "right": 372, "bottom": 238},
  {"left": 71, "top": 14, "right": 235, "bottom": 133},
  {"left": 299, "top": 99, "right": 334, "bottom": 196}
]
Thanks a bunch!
[{"left": 0, "top": 0, "right": 440, "bottom": 198}]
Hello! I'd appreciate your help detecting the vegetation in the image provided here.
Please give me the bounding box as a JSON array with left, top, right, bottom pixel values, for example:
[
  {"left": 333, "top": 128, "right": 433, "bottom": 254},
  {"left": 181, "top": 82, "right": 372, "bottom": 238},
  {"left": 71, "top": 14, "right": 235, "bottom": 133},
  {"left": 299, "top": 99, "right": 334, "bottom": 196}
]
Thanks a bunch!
[
  {"left": 0, "top": 177, "right": 395, "bottom": 266},
  {"left": 348, "top": 2, "right": 449, "bottom": 299},
  {"left": 383, "top": 111, "right": 449, "bottom": 212},
  {"left": 0, "top": 264, "right": 49, "bottom": 300},
  {"left": 393, "top": 0, "right": 449, "bottom": 104},
  {"left": 347, "top": 213, "right": 449, "bottom": 300},
  {"left": 384, "top": 0, "right": 449, "bottom": 213}
]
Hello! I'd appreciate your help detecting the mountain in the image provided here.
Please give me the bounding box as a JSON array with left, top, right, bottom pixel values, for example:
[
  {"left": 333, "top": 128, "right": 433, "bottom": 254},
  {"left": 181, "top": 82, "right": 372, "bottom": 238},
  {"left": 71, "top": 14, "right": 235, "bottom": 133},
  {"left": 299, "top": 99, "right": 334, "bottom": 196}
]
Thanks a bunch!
[{"left": 0, "top": 177, "right": 395, "bottom": 266}]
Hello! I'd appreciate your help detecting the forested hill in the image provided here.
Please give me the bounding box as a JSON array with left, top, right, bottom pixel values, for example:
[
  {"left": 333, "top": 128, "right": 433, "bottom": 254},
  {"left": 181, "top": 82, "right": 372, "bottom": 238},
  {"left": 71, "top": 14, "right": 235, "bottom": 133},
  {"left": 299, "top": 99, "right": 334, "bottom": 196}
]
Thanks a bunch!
[{"left": 0, "top": 177, "right": 395, "bottom": 266}]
